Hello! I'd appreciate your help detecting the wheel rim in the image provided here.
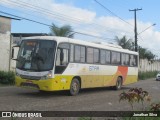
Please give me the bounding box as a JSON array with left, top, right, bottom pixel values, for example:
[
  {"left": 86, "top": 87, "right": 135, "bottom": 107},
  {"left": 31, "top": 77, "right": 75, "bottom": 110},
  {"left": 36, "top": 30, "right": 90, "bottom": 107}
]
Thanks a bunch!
[
  {"left": 72, "top": 82, "right": 78, "bottom": 93},
  {"left": 117, "top": 79, "right": 121, "bottom": 89}
]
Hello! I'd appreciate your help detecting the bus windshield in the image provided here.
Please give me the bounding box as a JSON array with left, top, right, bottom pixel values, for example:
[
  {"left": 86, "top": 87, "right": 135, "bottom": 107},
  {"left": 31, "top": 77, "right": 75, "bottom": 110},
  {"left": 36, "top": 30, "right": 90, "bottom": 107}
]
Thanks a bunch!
[{"left": 16, "top": 39, "right": 56, "bottom": 71}]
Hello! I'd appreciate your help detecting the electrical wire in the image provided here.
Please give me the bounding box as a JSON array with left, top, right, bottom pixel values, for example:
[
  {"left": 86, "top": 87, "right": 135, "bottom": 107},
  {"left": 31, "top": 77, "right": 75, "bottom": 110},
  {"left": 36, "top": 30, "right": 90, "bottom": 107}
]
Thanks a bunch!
[
  {"left": 0, "top": 10, "right": 118, "bottom": 41},
  {"left": 94, "top": 0, "right": 133, "bottom": 28},
  {"left": 3, "top": 0, "right": 133, "bottom": 35}
]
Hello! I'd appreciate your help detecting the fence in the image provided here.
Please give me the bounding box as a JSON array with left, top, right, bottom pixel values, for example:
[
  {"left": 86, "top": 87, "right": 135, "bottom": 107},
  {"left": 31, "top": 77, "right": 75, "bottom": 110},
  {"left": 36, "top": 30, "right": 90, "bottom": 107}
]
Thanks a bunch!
[{"left": 139, "top": 59, "right": 160, "bottom": 72}]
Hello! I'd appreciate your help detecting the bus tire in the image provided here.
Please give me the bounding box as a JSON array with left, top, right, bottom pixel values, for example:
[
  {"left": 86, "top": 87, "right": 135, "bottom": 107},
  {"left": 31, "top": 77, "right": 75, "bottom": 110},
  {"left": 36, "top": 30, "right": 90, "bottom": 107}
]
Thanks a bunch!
[
  {"left": 114, "top": 77, "right": 122, "bottom": 90},
  {"left": 39, "top": 90, "right": 48, "bottom": 94},
  {"left": 69, "top": 78, "right": 80, "bottom": 96}
]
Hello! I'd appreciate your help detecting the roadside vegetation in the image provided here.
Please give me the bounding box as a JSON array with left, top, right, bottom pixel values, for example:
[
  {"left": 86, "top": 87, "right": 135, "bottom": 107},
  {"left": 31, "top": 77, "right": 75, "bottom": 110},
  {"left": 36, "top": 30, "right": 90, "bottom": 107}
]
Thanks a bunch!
[
  {"left": 119, "top": 87, "right": 160, "bottom": 120},
  {"left": 138, "top": 71, "right": 158, "bottom": 80},
  {"left": 49, "top": 23, "right": 74, "bottom": 38},
  {"left": 115, "top": 35, "right": 156, "bottom": 60},
  {"left": 0, "top": 71, "right": 15, "bottom": 86}
]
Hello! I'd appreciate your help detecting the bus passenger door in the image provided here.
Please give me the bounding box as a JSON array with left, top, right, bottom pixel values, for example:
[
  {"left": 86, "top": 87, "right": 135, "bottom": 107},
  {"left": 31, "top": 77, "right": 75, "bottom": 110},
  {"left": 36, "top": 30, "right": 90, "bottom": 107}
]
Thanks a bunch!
[
  {"left": 55, "top": 48, "right": 69, "bottom": 74},
  {"left": 55, "top": 43, "right": 70, "bottom": 74}
]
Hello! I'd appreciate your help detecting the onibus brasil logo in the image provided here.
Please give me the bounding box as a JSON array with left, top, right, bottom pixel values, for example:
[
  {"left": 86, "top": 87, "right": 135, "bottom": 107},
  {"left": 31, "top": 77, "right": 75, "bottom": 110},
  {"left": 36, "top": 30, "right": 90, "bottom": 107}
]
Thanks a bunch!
[{"left": 2, "top": 112, "right": 42, "bottom": 118}]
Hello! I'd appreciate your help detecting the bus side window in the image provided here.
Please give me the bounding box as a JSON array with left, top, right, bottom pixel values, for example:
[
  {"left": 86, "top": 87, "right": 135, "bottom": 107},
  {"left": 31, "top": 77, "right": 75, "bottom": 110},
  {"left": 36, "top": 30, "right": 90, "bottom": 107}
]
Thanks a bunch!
[
  {"left": 56, "top": 48, "right": 68, "bottom": 66},
  {"left": 133, "top": 55, "right": 137, "bottom": 66},
  {"left": 70, "top": 44, "right": 74, "bottom": 62},
  {"left": 121, "top": 53, "right": 125, "bottom": 65},
  {"left": 74, "top": 45, "right": 86, "bottom": 63},
  {"left": 100, "top": 50, "right": 106, "bottom": 64},
  {"left": 87, "top": 47, "right": 94, "bottom": 63},
  {"left": 106, "top": 50, "right": 111, "bottom": 64},
  {"left": 94, "top": 48, "right": 99, "bottom": 63},
  {"left": 55, "top": 43, "right": 69, "bottom": 74},
  {"left": 111, "top": 52, "right": 120, "bottom": 65},
  {"left": 130, "top": 55, "right": 137, "bottom": 66}
]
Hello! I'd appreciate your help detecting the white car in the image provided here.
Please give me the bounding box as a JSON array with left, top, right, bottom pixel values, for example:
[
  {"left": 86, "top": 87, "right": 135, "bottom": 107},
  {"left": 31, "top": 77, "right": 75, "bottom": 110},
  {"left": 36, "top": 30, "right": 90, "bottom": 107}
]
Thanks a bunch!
[{"left": 156, "top": 73, "right": 160, "bottom": 81}]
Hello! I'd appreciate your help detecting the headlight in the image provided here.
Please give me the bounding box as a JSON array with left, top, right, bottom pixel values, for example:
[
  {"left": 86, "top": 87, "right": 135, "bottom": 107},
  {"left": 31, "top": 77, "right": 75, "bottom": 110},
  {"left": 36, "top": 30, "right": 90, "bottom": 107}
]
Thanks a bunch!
[{"left": 41, "top": 71, "right": 52, "bottom": 80}]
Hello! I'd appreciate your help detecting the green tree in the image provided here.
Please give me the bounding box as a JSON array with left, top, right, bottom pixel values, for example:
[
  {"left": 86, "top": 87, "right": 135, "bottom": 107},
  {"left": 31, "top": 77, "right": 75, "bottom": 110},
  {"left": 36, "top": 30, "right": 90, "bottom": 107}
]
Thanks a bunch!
[
  {"left": 139, "top": 47, "right": 146, "bottom": 59},
  {"left": 139, "top": 46, "right": 155, "bottom": 60},
  {"left": 115, "top": 36, "right": 134, "bottom": 50},
  {"left": 115, "top": 35, "right": 155, "bottom": 60},
  {"left": 50, "top": 23, "right": 74, "bottom": 38}
]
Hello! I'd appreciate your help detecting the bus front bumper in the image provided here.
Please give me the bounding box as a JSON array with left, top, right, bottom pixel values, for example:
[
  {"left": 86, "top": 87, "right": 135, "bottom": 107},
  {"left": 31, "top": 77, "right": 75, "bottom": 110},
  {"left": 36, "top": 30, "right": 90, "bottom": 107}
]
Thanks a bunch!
[{"left": 15, "top": 75, "right": 72, "bottom": 91}]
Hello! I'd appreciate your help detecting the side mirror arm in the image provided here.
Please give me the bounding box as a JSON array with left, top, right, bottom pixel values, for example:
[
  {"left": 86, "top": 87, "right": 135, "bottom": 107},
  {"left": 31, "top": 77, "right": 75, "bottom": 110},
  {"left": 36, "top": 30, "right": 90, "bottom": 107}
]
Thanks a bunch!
[{"left": 11, "top": 45, "right": 20, "bottom": 60}]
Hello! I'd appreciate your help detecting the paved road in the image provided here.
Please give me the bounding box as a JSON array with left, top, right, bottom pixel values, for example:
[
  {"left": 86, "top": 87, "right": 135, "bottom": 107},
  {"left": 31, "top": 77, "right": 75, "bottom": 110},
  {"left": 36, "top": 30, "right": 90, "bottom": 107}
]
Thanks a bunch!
[{"left": 0, "top": 79, "right": 160, "bottom": 111}]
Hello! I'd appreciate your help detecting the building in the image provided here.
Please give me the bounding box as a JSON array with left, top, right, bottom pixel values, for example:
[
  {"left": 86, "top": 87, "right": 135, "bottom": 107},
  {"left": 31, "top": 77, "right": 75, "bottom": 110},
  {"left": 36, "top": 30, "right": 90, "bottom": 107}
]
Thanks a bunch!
[
  {"left": 12, "top": 33, "right": 48, "bottom": 45},
  {"left": 0, "top": 15, "right": 48, "bottom": 71},
  {"left": 0, "top": 15, "right": 20, "bottom": 71}
]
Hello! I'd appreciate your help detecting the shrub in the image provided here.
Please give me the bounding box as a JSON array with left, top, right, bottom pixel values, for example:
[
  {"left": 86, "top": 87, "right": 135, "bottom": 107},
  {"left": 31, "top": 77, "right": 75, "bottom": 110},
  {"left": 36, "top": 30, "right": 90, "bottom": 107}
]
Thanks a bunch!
[
  {"left": 138, "top": 71, "right": 158, "bottom": 80},
  {"left": 0, "top": 71, "right": 15, "bottom": 85},
  {"left": 150, "top": 103, "right": 160, "bottom": 111},
  {"left": 119, "top": 88, "right": 150, "bottom": 110}
]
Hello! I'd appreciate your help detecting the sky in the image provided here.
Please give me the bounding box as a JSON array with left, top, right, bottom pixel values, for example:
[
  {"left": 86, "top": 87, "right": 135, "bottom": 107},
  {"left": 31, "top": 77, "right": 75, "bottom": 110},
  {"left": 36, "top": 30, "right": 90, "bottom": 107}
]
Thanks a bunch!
[{"left": 0, "top": 0, "right": 160, "bottom": 57}]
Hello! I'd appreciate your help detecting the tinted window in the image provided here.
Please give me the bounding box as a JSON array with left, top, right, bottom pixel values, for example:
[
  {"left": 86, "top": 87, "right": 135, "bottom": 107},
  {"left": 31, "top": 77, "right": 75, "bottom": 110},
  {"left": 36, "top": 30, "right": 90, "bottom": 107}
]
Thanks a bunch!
[
  {"left": 70, "top": 44, "right": 74, "bottom": 62},
  {"left": 17, "top": 40, "right": 56, "bottom": 71},
  {"left": 106, "top": 50, "right": 111, "bottom": 64},
  {"left": 74, "top": 45, "right": 86, "bottom": 63},
  {"left": 75, "top": 45, "right": 81, "bottom": 62},
  {"left": 121, "top": 53, "right": 129, "bottom": 65},
  {"left": 56, "top": 43, "right": 69, "bottom": 66},
  {"left": 59, "top": 43, "right": 70, "bottom": 49},
  {"left": 80, "top": 46, "right": 85, "bottom": 62},
  {"left": 126, "top": 54, "right": 129, "bottom": 65},
  {"left": 56, "top": 48, "right": 68, "bottom": 66},
  {"left": 94, "top": 48, "right": 99, "bottom": 63},
  {"left": 87, "top": 47, "right": 93, "bottom": 63},
  {"left": 111, "top": 51, "right": 120, "bottom": 64},
  {"left": 100, "top": 50, "right": 106, "bottom": 64},
  {"left": 130, "top": 55, "right": 137, "bottom": 66}
]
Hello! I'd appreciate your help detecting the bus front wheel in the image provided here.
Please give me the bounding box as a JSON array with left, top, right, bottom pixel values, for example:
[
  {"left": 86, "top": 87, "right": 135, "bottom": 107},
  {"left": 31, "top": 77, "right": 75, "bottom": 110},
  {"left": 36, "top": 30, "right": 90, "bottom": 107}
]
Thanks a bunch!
[
  {"left": 69, "top": 78, "right": 80, "bottom": 96},
  {"left": 114, "top": 77, "right": 122, "bottom": 90}
]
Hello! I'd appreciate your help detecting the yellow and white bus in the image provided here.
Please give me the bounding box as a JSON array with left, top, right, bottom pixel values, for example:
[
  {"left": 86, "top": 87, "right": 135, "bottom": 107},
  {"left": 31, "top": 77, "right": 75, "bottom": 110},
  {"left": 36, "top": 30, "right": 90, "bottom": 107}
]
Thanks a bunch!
[{"left": 15, "top": 36, "right": 138, "bottom": 95}]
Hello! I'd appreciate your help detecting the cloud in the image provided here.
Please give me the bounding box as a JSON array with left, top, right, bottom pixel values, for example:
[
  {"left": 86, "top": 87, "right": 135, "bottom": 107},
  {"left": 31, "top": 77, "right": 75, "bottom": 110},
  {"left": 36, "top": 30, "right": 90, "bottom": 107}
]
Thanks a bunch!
[
  {"left": 50, "top": 3, "right": 96, "bottom": 24},
  {"left": 136, "top": 21, "right": 160, "bottom": 56},
  {"left": 0, "top": 0, "right": 96, "bottom": 25},
  {"left": 1, "top": 0, "right": 160, "bottom": 57}
]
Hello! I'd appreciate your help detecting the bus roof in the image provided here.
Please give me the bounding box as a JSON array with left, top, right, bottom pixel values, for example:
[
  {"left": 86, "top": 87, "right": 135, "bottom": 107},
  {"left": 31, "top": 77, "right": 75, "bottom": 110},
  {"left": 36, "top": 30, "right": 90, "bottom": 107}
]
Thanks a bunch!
[{"left": 22, "top": 36, "right": 138, "bottom": 55}]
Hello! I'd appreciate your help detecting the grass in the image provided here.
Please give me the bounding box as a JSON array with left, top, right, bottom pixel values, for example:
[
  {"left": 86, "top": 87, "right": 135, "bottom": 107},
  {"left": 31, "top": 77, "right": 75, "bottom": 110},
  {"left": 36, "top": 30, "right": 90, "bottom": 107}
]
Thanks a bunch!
[
  {"left": 0, "top": 71, "right": 15, "bottom": 86},
  {"left": 0, "top": 83, "right": 14, "bottom": 87},
  {"left": 138, "top": 71, "right": 158, "bottom": 80}
]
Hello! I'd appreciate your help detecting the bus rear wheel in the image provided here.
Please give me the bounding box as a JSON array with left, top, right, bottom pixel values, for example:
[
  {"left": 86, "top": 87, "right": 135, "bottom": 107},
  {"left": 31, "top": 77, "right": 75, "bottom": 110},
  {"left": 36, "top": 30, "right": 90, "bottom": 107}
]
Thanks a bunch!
[
  {"left": 69, "top": 78, "right": 80, "bottom": 96},
  {"left": 114, "top": 77, "right": 122, "bottom": 90}
]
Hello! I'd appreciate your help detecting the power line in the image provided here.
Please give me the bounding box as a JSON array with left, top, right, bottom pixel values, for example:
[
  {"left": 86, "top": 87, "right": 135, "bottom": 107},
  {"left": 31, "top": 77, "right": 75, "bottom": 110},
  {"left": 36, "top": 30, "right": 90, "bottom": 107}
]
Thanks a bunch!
[
  {"left": 6, "top": 0, "right": 120, "bottom": 33},
  {"left": 0, "top": 10, "right": 117, "bottom": 41},
  {"left": 1, "top": 0, "right": 133, "bottom": 36},
  {"left": 94, "top": 0, "right": 133, "bottom": 28},
  {"left": 0, "top": 2, "right": 119, "bottom": 39},
  {"left": 0, "top": 11, "right": 51, "bottom": 27}
]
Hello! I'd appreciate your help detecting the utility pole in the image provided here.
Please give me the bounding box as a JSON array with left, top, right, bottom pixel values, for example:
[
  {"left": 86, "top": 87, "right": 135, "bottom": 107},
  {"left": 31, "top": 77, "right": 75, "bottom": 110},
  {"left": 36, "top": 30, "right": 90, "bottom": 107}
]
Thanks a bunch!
[{"left": 129, "top": 8, "right": 142, "bottom": 52}]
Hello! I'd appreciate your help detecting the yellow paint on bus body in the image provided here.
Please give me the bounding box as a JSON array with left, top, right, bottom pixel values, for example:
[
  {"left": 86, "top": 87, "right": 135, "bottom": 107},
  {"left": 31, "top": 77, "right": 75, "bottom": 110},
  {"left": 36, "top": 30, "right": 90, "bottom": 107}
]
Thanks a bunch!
[{"left": 15, "top": 74, "right": 138, "bottom": 91}]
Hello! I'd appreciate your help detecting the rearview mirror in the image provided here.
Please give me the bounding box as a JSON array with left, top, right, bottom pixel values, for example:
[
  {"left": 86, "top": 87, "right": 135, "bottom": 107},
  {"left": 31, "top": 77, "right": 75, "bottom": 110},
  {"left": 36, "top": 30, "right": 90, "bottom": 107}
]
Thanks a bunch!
[
  {"left": 11, "top": 45, "right": 20, "bottom": 60},
  {"left": 60, "top": 49, "right": 64, "bottom": 62}
]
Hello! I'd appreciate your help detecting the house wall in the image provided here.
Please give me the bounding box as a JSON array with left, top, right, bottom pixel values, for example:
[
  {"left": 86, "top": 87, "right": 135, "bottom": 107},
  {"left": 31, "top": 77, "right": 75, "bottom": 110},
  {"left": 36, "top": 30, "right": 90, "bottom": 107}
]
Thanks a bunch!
[
  {"left": 0, "top": 17, "right": 11, "bottom": 71},
  {"left": 0, "top": 17, "right": 11, "bottom": 34},
  {"left": 0, "top": 33, "right": 10, "bottom": 71}
]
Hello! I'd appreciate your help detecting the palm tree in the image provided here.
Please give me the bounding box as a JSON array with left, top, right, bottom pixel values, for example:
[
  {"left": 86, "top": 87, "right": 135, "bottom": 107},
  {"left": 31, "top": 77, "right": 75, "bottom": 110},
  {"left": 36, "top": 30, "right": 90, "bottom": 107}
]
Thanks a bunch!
[
  {"left": 139, "top": 46, "right": 155, "bottom": 60},
  {"left": 115, "top": 36, "right": 134, "bottom": 50},
  {"left": 50, "top": 23, "right": 74, "bottom": 38}
]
